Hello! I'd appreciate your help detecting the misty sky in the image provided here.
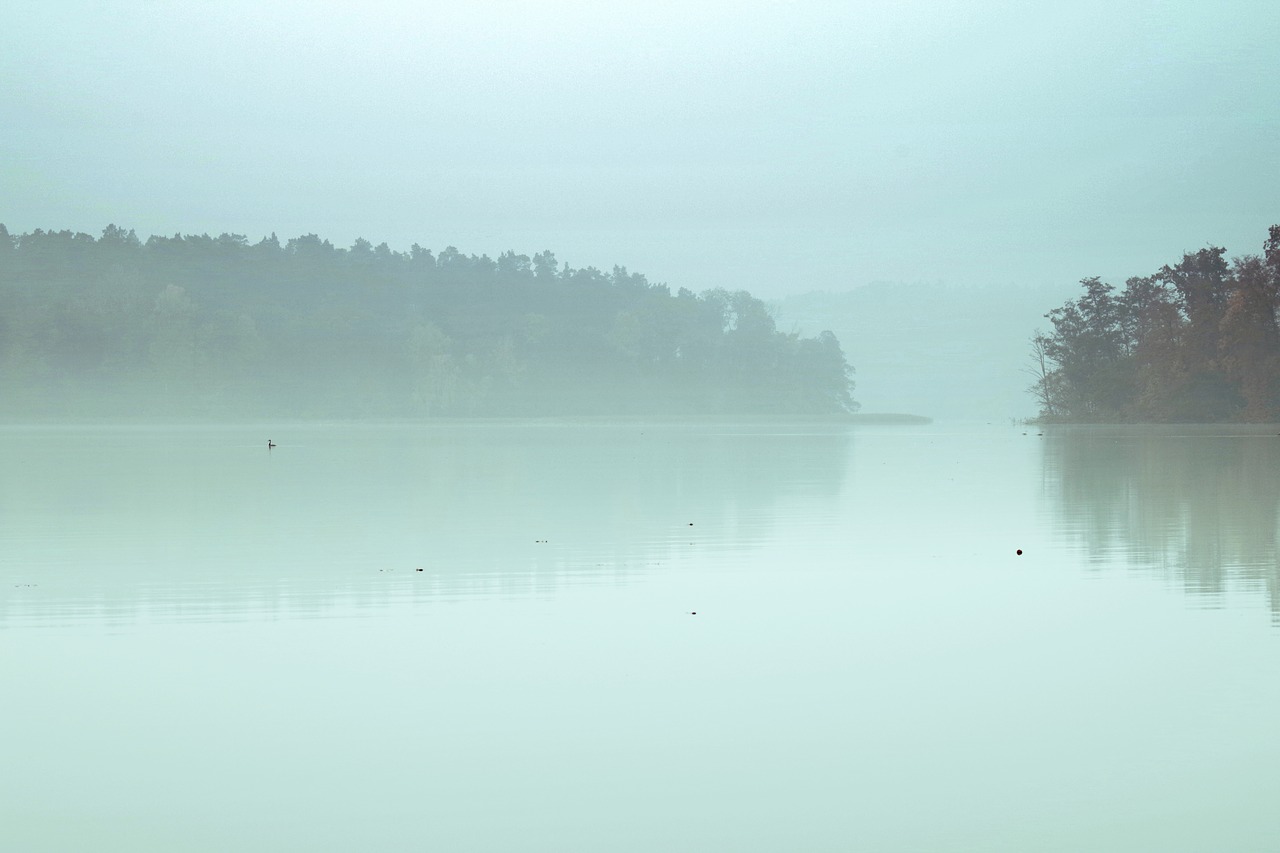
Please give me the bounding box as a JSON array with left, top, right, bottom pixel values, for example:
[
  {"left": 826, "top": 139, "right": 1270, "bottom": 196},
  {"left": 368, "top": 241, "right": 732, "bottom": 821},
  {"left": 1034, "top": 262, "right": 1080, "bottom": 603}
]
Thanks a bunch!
[{"left": 3, "top": 1, "right": 1278, "bottom": 296}]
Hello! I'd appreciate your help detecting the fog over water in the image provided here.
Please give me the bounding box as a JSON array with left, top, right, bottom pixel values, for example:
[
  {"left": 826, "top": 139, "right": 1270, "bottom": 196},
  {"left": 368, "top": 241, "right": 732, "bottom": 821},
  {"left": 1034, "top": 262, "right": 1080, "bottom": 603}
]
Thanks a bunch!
[{"left": 776, "top": 282, "right": 1083, "bottom": 419}]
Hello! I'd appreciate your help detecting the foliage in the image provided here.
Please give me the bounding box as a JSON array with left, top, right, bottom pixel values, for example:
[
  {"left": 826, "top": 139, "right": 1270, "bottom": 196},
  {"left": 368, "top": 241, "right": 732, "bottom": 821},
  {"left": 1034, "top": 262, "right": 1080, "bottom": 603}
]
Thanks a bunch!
[
  {"left": 0, "top": 225, "right": 857, "bottom": 418},
  {"left": 1030, "top": 227, "right": 1280, "bottom": 422}
]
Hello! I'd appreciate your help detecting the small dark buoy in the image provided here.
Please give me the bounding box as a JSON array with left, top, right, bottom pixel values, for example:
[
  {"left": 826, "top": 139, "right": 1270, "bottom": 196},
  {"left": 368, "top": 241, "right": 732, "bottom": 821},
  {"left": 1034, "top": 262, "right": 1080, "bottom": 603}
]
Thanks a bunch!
[
  {"left": 1016, "top": 549, "right": 1023, "bottom": 556},
  {"left": 688, "top": 522, "right": 693, "bottom": 526},
  {"left": 690, "top": 611, "right": 697, "bottom": 615},
  {"left": 416, "top": 567, "right": 424, "bottom": 572}
]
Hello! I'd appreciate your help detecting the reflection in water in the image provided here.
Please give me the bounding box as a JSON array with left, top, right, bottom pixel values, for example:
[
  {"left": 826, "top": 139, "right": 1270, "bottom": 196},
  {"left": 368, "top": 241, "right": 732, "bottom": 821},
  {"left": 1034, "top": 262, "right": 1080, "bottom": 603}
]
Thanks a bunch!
[
  {"left": 1, "top": 422, "right": 850, "bottom": 625},
  {"left": 1042, "top": 425, "right": 1280, "bottom": 616},
  {"left": 10, "top": 423, "right": 1280, "bottom": 853}
]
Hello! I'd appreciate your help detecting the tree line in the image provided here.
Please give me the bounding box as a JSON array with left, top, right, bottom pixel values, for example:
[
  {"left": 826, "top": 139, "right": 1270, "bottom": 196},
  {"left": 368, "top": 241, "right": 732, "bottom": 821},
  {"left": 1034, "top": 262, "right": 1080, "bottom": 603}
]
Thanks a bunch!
[
  {"left": 1030, "top": 226, "right": 1280, "bottom": 422},
  {"left": 0, "top": 225, "right": 857, "bottom": 419}
]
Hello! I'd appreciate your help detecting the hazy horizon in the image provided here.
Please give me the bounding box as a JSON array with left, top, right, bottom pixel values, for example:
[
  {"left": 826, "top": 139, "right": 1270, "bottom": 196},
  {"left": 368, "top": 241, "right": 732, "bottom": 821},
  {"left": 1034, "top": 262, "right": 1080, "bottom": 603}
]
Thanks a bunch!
[{"left": 4, "top": 1, "right": 1278, "bottom": 298}]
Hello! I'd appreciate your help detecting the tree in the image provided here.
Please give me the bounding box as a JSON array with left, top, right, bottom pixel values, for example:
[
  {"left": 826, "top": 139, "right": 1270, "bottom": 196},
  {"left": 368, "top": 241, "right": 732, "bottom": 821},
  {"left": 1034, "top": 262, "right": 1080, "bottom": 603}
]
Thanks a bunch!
[
  {"left": 497, "top": 250, "right": 531, "bottom": 277},
  {"left": 1026, "top": 332, "right": 1064, "bottom": 419},
  {"left": 148, "top": 284, "right": 198, "bottom": 396},
  {"left": 1030, "top": 229, "right": 1280, "bottom": 422},
  {"left": 533, "top": 250, "right": 558, "bottom": 281},
  {"left": 407, "top": 321, "right": 458, "bottom": 414},
  {"left": 1218, "top": 255, "right": 1280, "bottom": 420},
  {"left": 1040, "top": 277, "right": 1135, "bottom": 418}
]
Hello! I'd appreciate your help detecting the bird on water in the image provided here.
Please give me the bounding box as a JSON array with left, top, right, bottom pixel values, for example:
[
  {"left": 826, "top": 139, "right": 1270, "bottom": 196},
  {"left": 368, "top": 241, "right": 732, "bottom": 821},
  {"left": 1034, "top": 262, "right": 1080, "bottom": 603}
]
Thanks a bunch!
[{"left": 268, "top": 440, "right": 276, "bottom": 449}]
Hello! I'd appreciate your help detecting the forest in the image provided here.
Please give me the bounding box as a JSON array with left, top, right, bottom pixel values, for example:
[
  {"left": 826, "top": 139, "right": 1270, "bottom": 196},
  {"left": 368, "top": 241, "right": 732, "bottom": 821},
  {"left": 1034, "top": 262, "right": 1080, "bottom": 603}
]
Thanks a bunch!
[
  {"left": 1030, "top": 225, "right": 1280, "bottom": 422},
  {"left": 0, "top": 225, "right": 856, "bottom": 419}
]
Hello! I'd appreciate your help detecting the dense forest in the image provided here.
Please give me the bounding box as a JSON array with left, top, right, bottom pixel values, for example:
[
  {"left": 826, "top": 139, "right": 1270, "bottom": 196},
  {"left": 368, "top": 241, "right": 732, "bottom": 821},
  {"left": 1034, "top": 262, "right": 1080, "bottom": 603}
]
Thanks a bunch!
[
  {"left": 0, "top": 225, "right": 856, "bottom": 419},
  {"left": 1030, "top": 225, "right": 1280, "bottom": 422}
]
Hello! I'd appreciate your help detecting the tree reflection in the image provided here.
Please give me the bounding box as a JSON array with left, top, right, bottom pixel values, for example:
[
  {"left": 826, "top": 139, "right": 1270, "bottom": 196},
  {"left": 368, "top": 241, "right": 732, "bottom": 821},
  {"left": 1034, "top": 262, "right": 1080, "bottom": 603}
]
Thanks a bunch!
[
  {"left": 1042, "top": 426, "right": 1280, "bottom": 615},
  {"left": 0, "top": 421, "right": 851, "bottom": 624}
]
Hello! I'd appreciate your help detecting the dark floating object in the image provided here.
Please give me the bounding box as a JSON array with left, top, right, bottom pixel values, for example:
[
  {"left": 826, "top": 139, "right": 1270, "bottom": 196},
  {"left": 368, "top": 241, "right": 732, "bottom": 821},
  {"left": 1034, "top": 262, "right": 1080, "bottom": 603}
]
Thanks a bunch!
[
  {"left": 267, "top": 440, "right": 276, "bottom": 449},
  {"left": 416, "top": 567, "right": 424, "bottom": 572},
  {"left": 690, "top": 611, "right": 697, "bottom": 615},
  {"left": 1016, "top": 549, "right": 1023, "bottom": 556}
]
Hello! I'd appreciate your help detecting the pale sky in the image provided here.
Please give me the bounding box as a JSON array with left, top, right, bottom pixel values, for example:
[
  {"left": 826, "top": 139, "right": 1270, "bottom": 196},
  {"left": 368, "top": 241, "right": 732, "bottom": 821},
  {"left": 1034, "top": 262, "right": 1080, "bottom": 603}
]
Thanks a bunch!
[{"left": 3, "top": 0, "right": 1278, "bottom": 296}]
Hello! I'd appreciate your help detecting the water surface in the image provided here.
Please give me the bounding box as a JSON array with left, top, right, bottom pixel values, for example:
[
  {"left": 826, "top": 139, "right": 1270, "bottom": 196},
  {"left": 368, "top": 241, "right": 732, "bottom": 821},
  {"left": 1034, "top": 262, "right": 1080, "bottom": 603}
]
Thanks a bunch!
[{"left": 3, "top": 422, "right": 1279, "bottom": 851}]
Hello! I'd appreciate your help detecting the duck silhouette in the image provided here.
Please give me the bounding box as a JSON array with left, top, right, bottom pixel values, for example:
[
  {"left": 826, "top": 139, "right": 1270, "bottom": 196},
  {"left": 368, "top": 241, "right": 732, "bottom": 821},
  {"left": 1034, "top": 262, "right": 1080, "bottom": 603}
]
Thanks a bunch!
[{"left": 268, "top": 440, "right": 276, "bottom": 449}]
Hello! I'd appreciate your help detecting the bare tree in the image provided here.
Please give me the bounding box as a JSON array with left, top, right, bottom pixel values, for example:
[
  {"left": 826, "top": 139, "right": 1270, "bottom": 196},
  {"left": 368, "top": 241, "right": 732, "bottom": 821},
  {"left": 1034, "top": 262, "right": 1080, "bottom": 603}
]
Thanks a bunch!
[{"left": 1025, "top": 331, "right": 1062, "bottom": 418}]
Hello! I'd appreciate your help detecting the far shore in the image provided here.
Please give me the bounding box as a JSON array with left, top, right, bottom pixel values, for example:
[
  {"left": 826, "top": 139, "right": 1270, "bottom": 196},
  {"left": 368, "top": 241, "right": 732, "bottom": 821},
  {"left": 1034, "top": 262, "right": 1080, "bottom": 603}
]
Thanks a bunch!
[{"left": 0, "top": 411, "right": 934, "bottom": 427}]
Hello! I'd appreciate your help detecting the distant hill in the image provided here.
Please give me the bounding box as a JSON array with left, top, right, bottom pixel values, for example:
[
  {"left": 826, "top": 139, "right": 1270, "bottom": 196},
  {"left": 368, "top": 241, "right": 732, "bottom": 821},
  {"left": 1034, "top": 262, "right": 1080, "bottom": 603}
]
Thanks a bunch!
[
  {"left": 0, "top": 225, "right": 856, "bottom": 419},
  {"left": 775, "top": 282, "right": 1078, "bottom": 420}
]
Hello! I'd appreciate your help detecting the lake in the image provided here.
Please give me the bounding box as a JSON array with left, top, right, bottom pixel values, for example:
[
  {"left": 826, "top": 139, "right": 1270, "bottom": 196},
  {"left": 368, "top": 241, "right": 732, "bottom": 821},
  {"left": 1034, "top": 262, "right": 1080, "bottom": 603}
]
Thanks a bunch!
[{"left": 3, "top": 421, "right": 1279, "bottom": 852}]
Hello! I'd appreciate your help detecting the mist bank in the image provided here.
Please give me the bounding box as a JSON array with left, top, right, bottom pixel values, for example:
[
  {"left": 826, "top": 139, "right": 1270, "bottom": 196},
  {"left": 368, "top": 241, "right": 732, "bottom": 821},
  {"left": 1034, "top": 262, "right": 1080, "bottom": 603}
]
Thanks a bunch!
[
  {"left": 1030, "top": 225, "right": 1280, "bottom": 423},
  {"left": 776, "top": 281, "right": 1077, "bottom": 421},
  {"left": 0, "top": 225, "right": 856, "bottom": 420}
]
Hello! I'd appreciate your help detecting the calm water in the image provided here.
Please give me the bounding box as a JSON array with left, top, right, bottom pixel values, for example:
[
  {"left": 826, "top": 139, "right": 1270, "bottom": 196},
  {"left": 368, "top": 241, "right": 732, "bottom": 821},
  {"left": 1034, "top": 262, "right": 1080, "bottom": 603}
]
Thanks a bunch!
[{"left": 3, "top": 422, "right": 1279, "bottom": 852}]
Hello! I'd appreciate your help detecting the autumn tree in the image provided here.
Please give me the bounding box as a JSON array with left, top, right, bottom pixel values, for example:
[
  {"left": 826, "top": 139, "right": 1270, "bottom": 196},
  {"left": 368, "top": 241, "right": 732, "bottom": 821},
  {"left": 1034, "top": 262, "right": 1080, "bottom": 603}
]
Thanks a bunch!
[{"left": 1033, "top": 229, "right": 1280, "bottom": 422}]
